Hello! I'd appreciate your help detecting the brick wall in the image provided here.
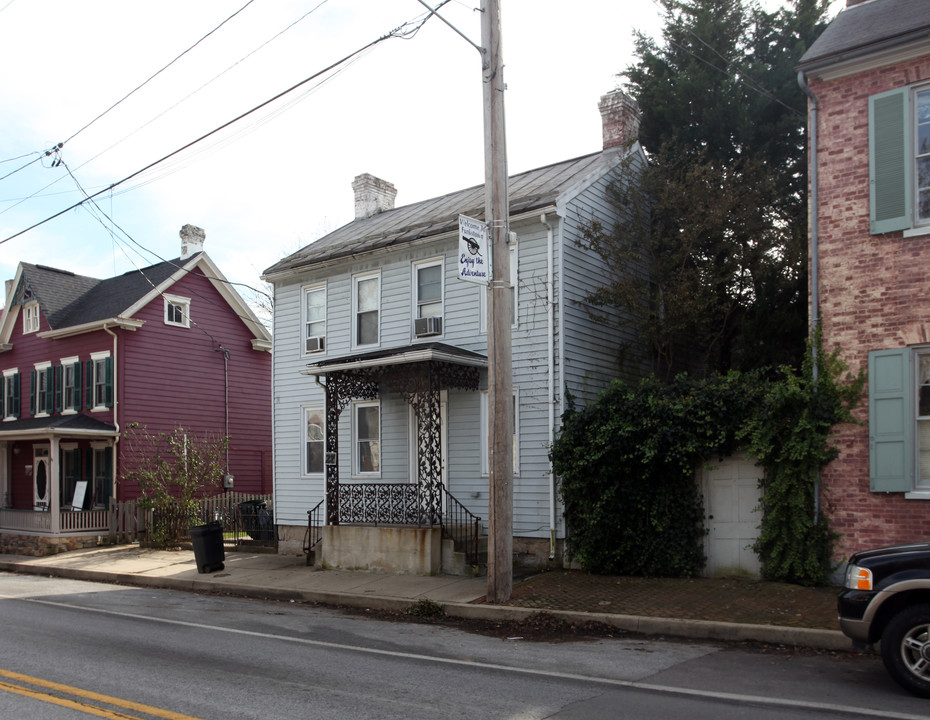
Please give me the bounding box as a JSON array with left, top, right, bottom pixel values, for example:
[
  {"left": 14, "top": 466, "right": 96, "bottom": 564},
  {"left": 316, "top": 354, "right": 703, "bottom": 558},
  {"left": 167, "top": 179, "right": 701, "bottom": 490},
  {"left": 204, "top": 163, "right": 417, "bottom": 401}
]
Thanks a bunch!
[{"left": 810, "top": 55, "right": 930, "bottom": 560}]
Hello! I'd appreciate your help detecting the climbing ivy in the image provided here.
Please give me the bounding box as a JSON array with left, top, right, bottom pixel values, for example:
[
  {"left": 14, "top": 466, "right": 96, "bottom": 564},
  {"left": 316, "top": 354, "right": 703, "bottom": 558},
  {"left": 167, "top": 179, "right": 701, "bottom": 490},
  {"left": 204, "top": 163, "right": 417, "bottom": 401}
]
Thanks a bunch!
[{"left": 551, "top": 334, "right": 863, "bottom": 584}]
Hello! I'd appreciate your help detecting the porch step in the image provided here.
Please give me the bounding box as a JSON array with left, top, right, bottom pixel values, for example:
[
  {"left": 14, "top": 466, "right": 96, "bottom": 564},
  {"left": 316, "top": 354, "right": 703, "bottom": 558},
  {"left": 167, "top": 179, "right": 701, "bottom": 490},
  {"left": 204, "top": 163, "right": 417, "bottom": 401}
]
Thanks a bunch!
[{"left": 440, "top": 536, "right": 488, "bottom": 577}]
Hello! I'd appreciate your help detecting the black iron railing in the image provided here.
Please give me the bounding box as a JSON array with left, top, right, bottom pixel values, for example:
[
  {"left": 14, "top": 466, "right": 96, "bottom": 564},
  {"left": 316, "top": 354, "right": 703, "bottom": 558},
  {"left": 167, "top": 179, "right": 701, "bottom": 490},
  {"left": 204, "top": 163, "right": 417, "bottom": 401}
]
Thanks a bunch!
[
  {"left": 439, "top": 486, "right": 482, "bottom": 567},
  {"left": 305, "top": 498, "right": 325, "bottom": 566}
]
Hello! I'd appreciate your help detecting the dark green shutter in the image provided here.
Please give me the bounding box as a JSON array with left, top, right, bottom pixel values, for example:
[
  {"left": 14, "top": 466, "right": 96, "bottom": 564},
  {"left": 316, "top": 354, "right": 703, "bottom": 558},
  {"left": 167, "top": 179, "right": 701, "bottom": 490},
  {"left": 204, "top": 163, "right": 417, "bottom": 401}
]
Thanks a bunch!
[
  {"left": 869, "top": 88, "right": 911, "bottom": 234},
  {"left": 30, "top": 369, "right": 36, "bottom": 416},
  {"left": 45, "top": 371, "right": 54, "bottom": 415},
  {"left": 0, "top": 376, "right": 4, "bottom": 417},
  {"left": 104, "top": 356, "right": 113, "bottom": 408},
  {"left": 869, "top": 349, "right": 913, "bottom": 491}
]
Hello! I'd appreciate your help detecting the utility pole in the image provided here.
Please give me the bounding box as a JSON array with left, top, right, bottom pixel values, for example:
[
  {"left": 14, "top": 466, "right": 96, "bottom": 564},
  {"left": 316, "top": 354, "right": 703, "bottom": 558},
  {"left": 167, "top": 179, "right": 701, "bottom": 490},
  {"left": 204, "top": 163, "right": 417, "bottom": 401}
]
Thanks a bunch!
[{"left": 481, "top": 0, "right": 513, "bottom": 604}]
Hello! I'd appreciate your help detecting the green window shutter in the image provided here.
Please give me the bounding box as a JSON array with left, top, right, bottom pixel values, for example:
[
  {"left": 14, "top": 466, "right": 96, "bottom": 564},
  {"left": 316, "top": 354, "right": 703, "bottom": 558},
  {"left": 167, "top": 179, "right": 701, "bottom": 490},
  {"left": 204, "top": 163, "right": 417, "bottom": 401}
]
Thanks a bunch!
[
  {"left": 84, "top": 360, "right": 93, "bottom": 410},
  {"left": 869, "top": 88, "right": 911, "bottom": 234},
  {"left": 12, "top": 373, "right": 20, "bottom": 418},
  {"left": 54, "top": 365, "right": 62, "bottom": 414},
  {"left": 30, "top": 369, "right": 36, "bottom": 416},
  {"left": 0, "top": 376, "right": 4, "bottom": 416},
  {"left": 45, "top": 372, "right": 54, "bottom": 415},
  {"left": 104, "top": 356, "right": 113, "bottom": 408},
  {"left": 869, "top": 349, "right": 913, "bottom": 491}
]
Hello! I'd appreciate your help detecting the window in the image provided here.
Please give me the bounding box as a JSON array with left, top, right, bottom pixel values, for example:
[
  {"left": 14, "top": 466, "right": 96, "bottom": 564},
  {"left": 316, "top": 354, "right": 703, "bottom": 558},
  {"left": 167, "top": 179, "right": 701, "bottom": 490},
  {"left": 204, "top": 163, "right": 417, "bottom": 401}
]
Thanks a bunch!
[
  {"left": 303, "top": 285, "right": 326, "bottom": 354},
  {"left": 480, "top": 390, "right": 519, "bottom": 476},
  {"left": 164, "top": 294, "right": 190, "bottom": 327},
  {"left": 2, "top": 370, "right": 20, "bottom": 420},
  {"left": 353, "top": 273, "right": 380, "bottom": 347},
  {"left": 869, "top": 84, "right": 930, "bottom": 234},
  {"left": 354, "top": 402, "right": 380, "bottom": 475},
  {"left": 304, "top": 407, "right": 325, "bottom": 474},
  {"left": 60, "top": 445, "right": 81, "bottom": 509},
  {"left": 869, "top": 348, "right": 930, "bottom": 495},
  {"left": 415, "top": 260, "right": 443, "bottom": 319},
  {"left": 60, "top": 357, "right": 80, "bottom": 412},
  {"left": 85, "top": 353, "right": 113, "bottom": 410},
  {"left": 22, "top": 302, "right": 39, "bottom": 334},
  {"left": 31, "top": 363, "right": 52, "bottom": 416},
  {"left": 92, "top": 445, "right": 113, "bottom": 508}
]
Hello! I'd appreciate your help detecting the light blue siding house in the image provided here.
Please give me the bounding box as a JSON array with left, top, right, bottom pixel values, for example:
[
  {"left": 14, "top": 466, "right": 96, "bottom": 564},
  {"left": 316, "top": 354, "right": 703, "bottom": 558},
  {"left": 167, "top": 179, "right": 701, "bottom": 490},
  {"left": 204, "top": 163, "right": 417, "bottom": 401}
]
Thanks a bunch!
[{"left": 262, "top": 90, "right": 645, "bottom": 573}]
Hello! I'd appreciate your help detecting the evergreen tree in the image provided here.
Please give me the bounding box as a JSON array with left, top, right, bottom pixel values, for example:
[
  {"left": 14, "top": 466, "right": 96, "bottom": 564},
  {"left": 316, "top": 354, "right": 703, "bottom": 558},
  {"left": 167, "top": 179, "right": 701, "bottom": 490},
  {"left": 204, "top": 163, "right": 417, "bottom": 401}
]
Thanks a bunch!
[{"left": 584, "top": 0, "right": 830, "bottom": 377}]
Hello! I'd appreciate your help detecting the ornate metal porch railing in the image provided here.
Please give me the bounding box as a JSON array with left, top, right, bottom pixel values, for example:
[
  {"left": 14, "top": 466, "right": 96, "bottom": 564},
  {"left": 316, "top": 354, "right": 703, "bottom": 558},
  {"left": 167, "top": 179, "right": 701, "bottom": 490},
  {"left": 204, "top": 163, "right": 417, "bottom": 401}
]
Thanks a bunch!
[{"left": 313, "top": 483, "right": 483, "bottom": 567}]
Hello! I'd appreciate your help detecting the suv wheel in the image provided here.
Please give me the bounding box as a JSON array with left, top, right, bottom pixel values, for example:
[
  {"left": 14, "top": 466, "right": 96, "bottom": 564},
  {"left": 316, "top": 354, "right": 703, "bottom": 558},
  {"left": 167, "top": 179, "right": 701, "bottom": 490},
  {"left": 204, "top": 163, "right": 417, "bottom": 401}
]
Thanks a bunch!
[{"left": 881, "top": 604, "right": 930, "bottom": 698}]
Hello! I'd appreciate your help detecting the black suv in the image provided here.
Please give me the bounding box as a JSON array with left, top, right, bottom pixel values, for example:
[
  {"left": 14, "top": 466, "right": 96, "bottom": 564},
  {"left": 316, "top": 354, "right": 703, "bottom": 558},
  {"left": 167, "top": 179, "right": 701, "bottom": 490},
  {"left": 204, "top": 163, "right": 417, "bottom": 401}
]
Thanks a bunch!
[{"left": 838, "top": 542, "right": 930, "bottom": 697}]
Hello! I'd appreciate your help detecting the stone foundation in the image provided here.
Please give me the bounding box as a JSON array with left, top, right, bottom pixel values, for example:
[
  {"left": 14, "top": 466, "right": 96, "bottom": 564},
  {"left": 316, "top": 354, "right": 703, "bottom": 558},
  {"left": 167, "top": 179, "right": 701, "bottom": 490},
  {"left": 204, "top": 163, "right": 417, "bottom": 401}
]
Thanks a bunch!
[{"left": 0, "top": 532, "right": 107, "bottom": 556}]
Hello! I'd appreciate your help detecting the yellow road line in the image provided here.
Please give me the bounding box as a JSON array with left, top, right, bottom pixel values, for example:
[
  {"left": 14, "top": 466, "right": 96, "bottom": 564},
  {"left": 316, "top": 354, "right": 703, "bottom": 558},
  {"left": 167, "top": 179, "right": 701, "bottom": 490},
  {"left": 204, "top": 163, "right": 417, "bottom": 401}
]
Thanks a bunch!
[{"left": 0, "top": 668, "right": 204, "bottom": 720}]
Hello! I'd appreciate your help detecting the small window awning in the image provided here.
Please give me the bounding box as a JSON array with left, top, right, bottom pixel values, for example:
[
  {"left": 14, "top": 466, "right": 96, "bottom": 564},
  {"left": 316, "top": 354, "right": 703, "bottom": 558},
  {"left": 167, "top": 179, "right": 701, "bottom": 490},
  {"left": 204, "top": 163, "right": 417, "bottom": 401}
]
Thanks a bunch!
[
  {"left": 0, "top": 413, "right": 117, "bottom": 440},
  {"left": 300, "top": 342, "right": 487, "bottom": 377}
]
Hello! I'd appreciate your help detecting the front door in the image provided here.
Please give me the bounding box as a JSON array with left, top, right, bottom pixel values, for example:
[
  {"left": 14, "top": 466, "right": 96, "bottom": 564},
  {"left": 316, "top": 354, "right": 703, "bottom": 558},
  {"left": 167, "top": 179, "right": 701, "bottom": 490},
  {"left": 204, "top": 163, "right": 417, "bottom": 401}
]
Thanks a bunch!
[
  {"left": 33, "top": 446, "right": 50, "bottom": 510},
  {"left": 703, "top": 455, "right": 763, "bottom": 578}
]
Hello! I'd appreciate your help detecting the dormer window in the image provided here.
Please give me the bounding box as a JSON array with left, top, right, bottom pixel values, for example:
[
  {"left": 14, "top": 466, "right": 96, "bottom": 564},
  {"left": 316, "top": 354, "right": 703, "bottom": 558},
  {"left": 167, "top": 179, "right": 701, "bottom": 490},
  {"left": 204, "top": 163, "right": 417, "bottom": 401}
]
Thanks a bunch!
[
  {"left": 22, "top": 302, "right": 39, "bottom": 334},
  {"left": 164, "top": 294, "right": 190, "bottom": 328}
]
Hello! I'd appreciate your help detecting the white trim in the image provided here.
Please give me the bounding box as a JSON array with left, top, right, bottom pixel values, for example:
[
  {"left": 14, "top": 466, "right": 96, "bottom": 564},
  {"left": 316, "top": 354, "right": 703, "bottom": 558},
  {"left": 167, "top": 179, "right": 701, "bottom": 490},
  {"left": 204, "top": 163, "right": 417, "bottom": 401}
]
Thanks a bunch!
[
  {"left": 412, "top": 257, "right": 444, "bottom": 340},
  {"left": 302, "top": 405, "right": 326, "bottom": 477},
  {"left": 22, "top": 301, "right": 39, "bottom": 334},
  {"left": 89, "top": 351, "right": 111, "bottom": 411},
  {"left": 301, "top": 283, "right": 327, "bottom": 358}
]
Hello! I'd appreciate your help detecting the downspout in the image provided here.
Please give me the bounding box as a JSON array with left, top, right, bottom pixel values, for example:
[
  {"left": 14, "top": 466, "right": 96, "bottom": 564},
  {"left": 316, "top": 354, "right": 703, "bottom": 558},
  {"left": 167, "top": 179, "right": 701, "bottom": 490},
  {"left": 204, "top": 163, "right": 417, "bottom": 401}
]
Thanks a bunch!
[
  {"left": 215, "top": 346, "right": 230, "bottom": 473},
  {"left": 541, "top": 213, "right": 556, "bottom": 560},
  {"left": 799, "top": 69, "right": 821, "bottom": 520},
  {"left": 103, "top": 325, "right": 119, "bottom": 506}
]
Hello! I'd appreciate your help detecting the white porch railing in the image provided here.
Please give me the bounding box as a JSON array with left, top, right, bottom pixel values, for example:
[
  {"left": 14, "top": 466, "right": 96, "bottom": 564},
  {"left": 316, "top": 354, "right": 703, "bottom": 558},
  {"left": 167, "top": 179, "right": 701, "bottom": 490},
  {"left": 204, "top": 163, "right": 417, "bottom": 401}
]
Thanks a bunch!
[{"left": 0, "top": 508, "right": 108, "bottom": 535}]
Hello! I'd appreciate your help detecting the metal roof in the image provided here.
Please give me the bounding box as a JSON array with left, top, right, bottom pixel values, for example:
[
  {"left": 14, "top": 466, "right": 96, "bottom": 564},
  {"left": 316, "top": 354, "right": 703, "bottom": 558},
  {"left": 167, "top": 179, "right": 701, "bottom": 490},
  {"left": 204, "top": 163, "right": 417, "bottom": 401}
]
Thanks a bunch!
[
  {"left": 263, "top": 150, "right": 619, "bottom": 277},
  {"left": 799, "top": 0, "right": 930, "bottom": 71}
]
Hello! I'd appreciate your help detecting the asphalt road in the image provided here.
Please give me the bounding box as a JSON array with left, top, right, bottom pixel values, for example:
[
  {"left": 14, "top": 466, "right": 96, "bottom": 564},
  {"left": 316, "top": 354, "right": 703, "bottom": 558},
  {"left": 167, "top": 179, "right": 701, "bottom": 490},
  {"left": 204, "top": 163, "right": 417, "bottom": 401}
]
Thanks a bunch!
[{"left": 0, "top": 573, "right": 926, "bottom": 719}]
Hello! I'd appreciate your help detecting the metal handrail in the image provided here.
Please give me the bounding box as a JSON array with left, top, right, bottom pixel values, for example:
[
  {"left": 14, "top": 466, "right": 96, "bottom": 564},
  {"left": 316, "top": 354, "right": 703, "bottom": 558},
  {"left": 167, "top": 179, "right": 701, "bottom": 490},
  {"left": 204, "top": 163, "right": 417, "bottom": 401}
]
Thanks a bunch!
[
  {"left": 438, "top": 485, "right": 482, "bottom": 567},
  {"left": 305, "top": 498, "right": 325, "bottom": 566}
]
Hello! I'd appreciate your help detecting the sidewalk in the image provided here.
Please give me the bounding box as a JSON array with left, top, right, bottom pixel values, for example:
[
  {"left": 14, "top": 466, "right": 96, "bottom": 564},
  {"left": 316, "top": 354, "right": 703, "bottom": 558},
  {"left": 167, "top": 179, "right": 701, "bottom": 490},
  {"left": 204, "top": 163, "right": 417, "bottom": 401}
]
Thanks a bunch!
[{"left": 0, "top": 544, "right": 849, "bottom": 651}]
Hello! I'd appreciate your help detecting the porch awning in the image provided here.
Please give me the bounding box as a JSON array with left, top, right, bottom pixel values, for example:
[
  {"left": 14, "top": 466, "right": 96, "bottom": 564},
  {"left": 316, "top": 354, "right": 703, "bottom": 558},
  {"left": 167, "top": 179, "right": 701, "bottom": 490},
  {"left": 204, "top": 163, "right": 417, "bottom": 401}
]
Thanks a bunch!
[
  {"left": 299, "top": 342, "right": 487, "bottom": 377},
  {"left": 0, "top": 413, "right": 117, "bottom": 439}
]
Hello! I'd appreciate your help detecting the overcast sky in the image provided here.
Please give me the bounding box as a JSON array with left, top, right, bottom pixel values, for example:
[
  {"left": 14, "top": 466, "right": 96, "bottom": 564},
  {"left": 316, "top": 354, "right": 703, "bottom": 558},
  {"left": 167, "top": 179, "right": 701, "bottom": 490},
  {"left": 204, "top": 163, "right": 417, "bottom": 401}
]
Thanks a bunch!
[{"left": 0, "top": 0, "right": 845, "bottom": 315}]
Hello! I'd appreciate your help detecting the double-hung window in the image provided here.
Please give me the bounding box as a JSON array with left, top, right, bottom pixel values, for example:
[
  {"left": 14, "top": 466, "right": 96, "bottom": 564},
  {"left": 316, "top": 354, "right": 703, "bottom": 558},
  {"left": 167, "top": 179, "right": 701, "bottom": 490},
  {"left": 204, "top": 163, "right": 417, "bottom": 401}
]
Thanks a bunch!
[
  {"left": 22, "top": 302, "right": 39, "bottom": 334},
  {"left": 92, "top": 444, "right": 113, "bottom": 508},
  {"left": 413, "top": 259, "right": 444, "bottom": 338},
  {"left": 31, "top": 363, "right": 52, "bottom": 416},
  {"left": 303, "top": 285, "right": 326, "bottom": 354},
  {"left": 353, "top": 273, "right": 380, "bottom": 347},
  {"left": 2, "top": 369, "right": 20, "bottom": 420},
  {"left": 869, "top": 83, "right": 930, "bottom": 234},
  {"left": 304, "top": 407, "right": 325, "bottom": 475},
  {"left": 354, "top": 401, "right": 380, "bottom": 475},
  {"left": 86, "top": 352, "right": 113, "bottom": 410},
  {"left": 60, "top": 357, "right": 80, "bottom": 412}
]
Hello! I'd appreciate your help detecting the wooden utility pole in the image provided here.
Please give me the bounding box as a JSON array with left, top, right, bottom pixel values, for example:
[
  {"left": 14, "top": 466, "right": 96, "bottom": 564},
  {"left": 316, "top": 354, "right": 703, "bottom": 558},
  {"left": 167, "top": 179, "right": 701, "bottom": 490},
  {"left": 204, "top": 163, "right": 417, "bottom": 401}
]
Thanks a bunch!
[{"left": 481, "top": 0, "right": 513, "bottom": 604}]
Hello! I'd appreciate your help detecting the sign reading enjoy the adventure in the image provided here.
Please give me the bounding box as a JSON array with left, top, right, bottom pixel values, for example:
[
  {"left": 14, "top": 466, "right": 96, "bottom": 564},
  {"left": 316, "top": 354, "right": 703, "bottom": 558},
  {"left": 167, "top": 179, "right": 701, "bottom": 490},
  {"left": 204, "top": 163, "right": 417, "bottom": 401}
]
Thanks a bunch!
[{"left": 458, "top": 215, "right": 490, "bottom": 284}]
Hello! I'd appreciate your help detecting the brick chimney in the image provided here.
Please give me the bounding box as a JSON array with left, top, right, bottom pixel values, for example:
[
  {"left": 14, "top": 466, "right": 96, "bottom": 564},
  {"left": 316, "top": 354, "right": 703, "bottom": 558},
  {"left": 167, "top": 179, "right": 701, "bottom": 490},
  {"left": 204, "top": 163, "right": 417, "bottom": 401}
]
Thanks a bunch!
[
  {"left": 352, "top": 174, "right": 397, "bottom": 220},
  {"left": 599, "top": 90, "right": 641, "bottom": 151},
  {"left": 179, "top": 224, "right": 205, "bottom": 259}
]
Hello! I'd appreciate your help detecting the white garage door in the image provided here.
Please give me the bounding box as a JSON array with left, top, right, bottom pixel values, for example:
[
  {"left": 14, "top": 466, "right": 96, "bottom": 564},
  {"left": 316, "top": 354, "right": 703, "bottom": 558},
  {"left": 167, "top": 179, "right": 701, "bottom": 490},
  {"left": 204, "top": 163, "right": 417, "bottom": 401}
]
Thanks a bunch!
[{"left": 703, "top": 455, "right": 763, "bottom": 578}]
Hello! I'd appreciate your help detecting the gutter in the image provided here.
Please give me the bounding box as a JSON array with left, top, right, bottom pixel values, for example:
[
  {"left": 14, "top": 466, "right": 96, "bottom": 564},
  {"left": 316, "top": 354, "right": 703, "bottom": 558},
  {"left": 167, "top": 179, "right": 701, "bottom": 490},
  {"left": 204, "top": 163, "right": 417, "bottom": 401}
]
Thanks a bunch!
[{"left": 798, "top": 69, "right": 821, "bottom": 520}]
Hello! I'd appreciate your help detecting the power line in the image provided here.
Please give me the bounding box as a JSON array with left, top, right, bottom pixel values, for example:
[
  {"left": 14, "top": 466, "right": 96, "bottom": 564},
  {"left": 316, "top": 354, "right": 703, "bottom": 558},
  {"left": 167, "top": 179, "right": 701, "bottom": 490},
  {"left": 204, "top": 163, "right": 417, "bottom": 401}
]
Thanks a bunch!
[
  {"left": 62, "top": 0, "right": 259, "bottom": 148},
  {"left": 1, "top": 16, "right": 429, "bottom": 246}
]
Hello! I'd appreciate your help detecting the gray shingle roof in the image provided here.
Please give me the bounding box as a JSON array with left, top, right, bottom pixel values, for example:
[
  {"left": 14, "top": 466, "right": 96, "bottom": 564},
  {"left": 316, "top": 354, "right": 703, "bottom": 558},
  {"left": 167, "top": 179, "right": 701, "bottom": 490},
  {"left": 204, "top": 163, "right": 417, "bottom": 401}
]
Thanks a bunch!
[
  {"left": 20, "top": 257, "right": 189, "bottom": 330},
  {"left": 799, "top": 0, "right": 930, "bottom": 70},
  {"left": 263, "top": 150, "right": 616, "bottom": 277}
]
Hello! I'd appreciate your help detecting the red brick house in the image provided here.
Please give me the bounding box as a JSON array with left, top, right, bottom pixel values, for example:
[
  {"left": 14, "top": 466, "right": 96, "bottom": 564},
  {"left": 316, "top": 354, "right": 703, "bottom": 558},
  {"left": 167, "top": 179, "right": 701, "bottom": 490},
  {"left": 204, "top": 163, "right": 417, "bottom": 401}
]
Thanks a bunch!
[
  {"left": 798, "top": 0, "right": 930, "bottom": 560},
  {"left": 0, "top": 225, "right": 272, "bottom": 554}
]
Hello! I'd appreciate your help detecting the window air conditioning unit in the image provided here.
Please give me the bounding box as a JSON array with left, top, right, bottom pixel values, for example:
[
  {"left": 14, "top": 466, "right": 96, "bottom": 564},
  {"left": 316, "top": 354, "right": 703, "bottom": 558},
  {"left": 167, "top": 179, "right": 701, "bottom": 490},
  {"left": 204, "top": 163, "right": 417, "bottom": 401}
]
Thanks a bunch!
[
  {"left": 414, "top": 316, "right": 442, "bottom": 337},
  {"left": 305, "top": 336, "right": 325, "bottom": 353}
]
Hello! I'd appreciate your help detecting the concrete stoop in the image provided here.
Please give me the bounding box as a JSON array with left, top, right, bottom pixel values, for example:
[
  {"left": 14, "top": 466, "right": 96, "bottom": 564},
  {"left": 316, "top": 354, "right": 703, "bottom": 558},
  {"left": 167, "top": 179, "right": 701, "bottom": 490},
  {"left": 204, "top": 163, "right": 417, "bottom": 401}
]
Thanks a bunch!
[{"left": 441, "top": 535, "right": 488, "bottom": 577}]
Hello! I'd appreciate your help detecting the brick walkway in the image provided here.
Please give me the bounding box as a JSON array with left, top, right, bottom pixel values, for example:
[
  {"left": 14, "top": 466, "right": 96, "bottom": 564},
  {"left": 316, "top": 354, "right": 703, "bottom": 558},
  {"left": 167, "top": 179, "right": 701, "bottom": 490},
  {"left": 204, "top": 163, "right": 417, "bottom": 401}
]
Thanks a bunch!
[{"left": 502, "top": 570, "right": 840, "bottom": 630}]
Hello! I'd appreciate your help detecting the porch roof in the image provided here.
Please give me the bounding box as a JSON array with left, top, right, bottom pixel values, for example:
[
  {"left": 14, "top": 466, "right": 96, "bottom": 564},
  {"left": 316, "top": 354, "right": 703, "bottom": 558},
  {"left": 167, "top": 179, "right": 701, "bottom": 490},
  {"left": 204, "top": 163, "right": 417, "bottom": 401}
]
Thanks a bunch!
[
  {"left": 300, "top": 342, "right": 487, "bottom": 377},
  {"left": 0, "top": 413, "right": 117, "bottom": 439}
]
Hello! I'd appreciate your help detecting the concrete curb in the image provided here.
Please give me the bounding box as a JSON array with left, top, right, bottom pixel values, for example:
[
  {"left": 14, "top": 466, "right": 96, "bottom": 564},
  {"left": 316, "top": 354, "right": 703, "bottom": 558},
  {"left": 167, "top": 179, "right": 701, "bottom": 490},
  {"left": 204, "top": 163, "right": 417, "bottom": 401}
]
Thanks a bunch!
[{"left": 0, "top": 559, "right": 850, "bottom": 652}]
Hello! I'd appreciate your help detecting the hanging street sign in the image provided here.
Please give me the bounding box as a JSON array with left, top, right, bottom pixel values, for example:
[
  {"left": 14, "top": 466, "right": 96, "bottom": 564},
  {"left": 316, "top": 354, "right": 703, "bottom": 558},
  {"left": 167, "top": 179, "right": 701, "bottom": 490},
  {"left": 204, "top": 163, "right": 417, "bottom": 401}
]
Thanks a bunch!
[{"left": 458, "top": 214, "right": 491, "bottom": 284}]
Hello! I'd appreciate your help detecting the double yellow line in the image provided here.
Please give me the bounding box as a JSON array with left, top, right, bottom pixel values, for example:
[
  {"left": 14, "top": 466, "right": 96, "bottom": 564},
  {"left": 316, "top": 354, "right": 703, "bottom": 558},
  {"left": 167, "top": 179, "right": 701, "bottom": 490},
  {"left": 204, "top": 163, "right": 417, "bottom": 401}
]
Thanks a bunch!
[{"left": 0, "top": 668, "right": 203, "bottom": 720}]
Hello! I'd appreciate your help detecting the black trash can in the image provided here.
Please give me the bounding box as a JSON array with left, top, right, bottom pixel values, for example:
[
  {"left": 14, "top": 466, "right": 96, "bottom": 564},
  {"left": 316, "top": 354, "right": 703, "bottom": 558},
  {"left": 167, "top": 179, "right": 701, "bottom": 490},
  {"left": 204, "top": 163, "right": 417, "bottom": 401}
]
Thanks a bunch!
[{"left": 190, "top": 521, "right": 225, "bottom": 573}]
